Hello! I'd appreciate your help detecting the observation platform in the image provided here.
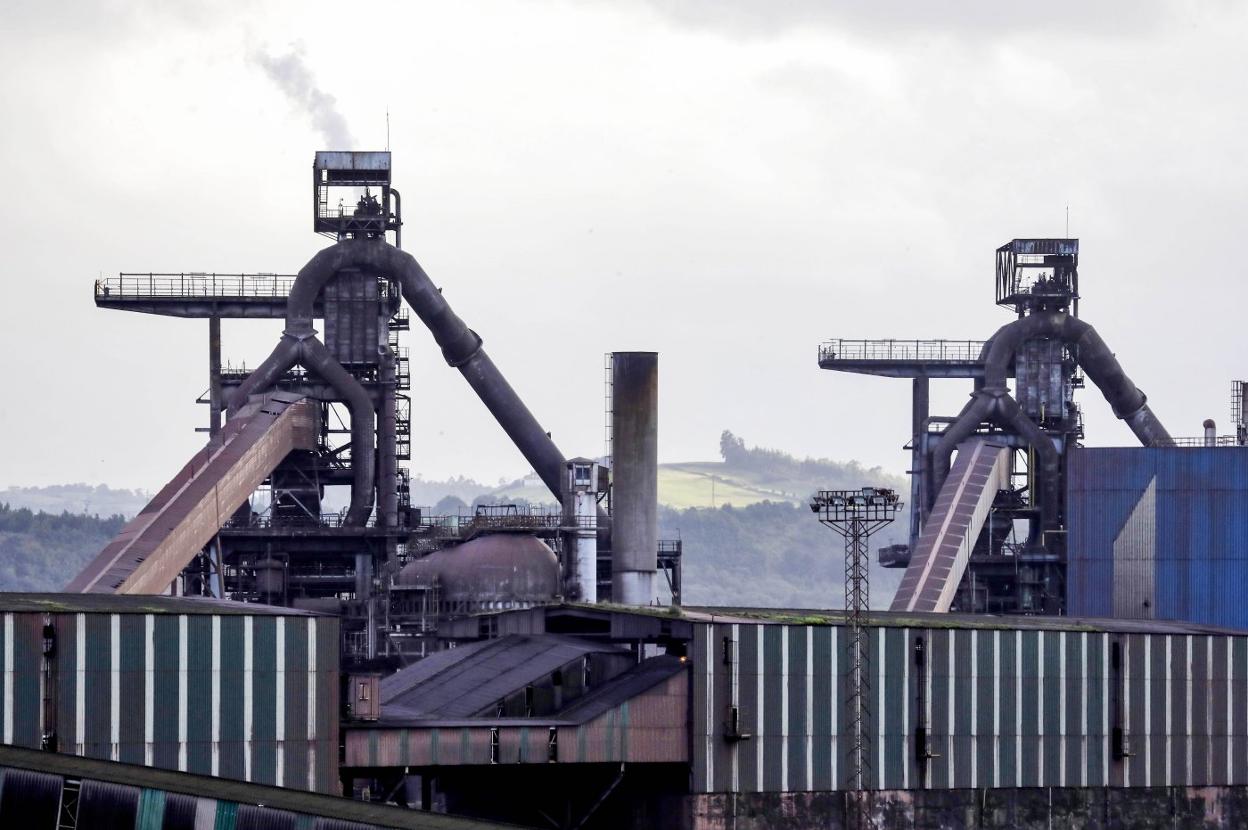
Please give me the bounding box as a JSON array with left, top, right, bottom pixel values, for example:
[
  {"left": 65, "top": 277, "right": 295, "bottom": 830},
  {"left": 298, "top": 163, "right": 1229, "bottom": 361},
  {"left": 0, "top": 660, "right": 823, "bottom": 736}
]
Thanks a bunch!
[
  {"left": 94, "top": 273, "right": 296, "bottom": 317},
  {"left": 818, "top": 338, "right": 987, "bottom": 378},
  {"left": 94, "top": 273, "right": 403, "bottom": 319}
]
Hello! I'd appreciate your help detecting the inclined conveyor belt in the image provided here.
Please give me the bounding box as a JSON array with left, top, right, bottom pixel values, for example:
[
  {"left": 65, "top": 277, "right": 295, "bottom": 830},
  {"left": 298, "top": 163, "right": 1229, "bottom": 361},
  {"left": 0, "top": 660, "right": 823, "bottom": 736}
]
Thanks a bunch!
[
  {"left": 891, "top": 438, "right": 1011, "bottom": 613},
  {"left": 68, "top": 393, "right": 317, "bottom": 594}
]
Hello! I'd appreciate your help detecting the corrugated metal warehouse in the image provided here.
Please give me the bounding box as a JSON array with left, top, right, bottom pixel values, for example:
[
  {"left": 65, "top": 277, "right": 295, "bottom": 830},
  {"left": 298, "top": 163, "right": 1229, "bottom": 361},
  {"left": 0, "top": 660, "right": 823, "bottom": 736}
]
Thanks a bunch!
[
  {"left": 691, "top": 612, "right": 1248, "bottom": 793},
  {"left": 0, "top": 595, "right": 340, "bottom": 793},
  {"left": 408, "top": 604, "right": 1248, "bottom": 828},
  {"left": 1067, "top": 447, "right": 1248, "bottom": 627}
]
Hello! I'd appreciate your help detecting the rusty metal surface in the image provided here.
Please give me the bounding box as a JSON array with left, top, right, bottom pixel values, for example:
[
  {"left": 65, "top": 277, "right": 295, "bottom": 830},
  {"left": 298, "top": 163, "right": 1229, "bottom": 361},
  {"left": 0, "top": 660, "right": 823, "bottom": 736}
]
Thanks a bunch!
[
  {"left": 395, "top": 535, "right": 559, "bottom": 605},
  {"left": 67, "top": 393, "right": 317, "bottom": 594},
  {"left": 379, "top": 634, "right": 630, "bottom": 719},
  {"left": 891, "top": 439, "right": 1011, "bottom": 612},
  {"left": 344, "top": 662, "right": 688, "bottom": 768}
]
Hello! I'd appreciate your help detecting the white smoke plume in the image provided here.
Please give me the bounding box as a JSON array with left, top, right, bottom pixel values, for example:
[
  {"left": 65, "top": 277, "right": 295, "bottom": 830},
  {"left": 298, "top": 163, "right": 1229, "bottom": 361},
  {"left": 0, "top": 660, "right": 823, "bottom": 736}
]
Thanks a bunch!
[{"left": 251, "top": 45, "right": 355, "bottom": 148}]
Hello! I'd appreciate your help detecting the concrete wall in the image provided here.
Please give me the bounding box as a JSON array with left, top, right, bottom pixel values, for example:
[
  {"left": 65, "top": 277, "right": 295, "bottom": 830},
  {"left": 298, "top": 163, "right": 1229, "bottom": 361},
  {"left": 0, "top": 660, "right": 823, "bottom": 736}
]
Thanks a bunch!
[{"left": 685, "top": 787, "right": 1248, "bottom": 830}]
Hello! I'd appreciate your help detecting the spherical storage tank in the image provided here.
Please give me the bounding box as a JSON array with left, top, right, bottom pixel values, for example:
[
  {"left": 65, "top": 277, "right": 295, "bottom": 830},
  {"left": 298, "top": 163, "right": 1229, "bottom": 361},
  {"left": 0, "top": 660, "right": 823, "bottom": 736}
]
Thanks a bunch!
[{"left": 397, "top": 534, "right": 560, "bottom": 614}]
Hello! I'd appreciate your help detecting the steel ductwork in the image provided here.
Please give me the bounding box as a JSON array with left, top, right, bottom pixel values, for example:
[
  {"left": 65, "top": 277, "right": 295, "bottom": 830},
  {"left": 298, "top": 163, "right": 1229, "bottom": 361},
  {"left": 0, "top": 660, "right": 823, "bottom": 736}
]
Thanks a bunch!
[
  {"left": 930, "top": 311, "right": 1172, "bottom": 530},
  {"left": 228, "top": 335, "right": 376, "bottom": 526},
  {"left": 232, "top": 238, "right": 572, "bottom": 526}
]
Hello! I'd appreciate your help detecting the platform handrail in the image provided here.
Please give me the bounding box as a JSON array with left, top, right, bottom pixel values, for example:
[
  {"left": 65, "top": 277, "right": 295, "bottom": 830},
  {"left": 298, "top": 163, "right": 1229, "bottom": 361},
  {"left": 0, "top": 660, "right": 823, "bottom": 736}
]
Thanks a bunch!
[
  {"left": 95, "top": 272, "right": 298, "bottom": 299},
  {"left": 819, "top": 338, "right": 987, "bottom": 364}
]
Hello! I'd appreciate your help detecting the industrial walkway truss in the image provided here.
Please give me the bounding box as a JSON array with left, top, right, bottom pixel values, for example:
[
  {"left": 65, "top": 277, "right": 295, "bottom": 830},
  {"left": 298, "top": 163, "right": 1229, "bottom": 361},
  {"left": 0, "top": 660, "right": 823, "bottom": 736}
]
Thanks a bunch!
[
  {"left": 68, "top": 393, "right": 317, "bottom": 594},
  {"left": 891, "top": 438, "right": 1011, "bottom": 612}
]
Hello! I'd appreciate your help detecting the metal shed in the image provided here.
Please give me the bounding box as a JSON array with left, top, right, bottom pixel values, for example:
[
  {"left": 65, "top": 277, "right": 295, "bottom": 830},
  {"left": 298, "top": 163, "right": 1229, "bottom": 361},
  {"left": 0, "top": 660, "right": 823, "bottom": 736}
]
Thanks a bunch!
[{"left": 0, "top": 594, "right": 339, "bottom": 793}]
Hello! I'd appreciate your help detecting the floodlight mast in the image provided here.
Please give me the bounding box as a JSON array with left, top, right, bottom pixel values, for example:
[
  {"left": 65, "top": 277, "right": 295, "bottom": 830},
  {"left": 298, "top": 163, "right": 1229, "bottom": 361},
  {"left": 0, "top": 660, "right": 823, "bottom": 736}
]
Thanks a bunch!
[{"left": 810, "top": 487, "right": 901, "bottom": 791}]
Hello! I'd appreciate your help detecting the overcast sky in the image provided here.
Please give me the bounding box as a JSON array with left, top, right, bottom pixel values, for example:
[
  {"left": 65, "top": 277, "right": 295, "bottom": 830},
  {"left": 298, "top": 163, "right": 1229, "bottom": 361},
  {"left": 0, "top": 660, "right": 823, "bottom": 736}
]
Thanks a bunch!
[{"left": 1, "top": 0, "right": 1246, "bottom": 491}]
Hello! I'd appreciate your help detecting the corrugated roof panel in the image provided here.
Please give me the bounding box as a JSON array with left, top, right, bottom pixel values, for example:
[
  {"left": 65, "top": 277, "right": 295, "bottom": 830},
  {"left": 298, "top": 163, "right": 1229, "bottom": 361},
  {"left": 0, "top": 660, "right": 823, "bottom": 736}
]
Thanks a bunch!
[
  {"left": 0, "top": 594, "right": 320, "bottom": 616},
  {"left": 383, "top": 635, "right": 629, "bottom": 719}
]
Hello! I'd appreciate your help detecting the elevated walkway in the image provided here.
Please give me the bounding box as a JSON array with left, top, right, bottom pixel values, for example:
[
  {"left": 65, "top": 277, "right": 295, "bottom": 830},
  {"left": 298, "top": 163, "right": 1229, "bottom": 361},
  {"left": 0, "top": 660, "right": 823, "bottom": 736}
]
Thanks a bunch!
[
  {"left": 68, "top": 392, "right": 317, "bottom": 594},
  {"left": 818, "top": 338, "right": 986, "bottom": 378},
  {"left": 891, "top": 438, "right": 1011, "bottom": 612},
  {"left": 94, "top": 273, "right": 298, "bottom": 317}
]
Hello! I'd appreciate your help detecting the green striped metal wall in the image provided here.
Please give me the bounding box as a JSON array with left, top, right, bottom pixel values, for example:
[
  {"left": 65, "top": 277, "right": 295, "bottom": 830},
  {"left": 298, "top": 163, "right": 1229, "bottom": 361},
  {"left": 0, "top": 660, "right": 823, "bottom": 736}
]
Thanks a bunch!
[
  {"left": 0, "top": 611, "right": 339, "bottom": 793},
  {"left": 692, "top": 622, "right": 1248, "bottom": 793}
]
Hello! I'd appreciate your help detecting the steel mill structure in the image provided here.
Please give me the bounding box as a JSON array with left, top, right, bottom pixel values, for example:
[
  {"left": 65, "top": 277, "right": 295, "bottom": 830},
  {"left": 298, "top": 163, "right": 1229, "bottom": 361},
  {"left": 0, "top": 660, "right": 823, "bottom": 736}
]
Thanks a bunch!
[
  {"left": 74, "top": 152, "right": 677, "bottom": 669},
  {"left": 4, "top": 152, "right": 1246, "bottom": 828},
  {"left": 819, "top": 239, "right": 1248, "bottom": 629}
]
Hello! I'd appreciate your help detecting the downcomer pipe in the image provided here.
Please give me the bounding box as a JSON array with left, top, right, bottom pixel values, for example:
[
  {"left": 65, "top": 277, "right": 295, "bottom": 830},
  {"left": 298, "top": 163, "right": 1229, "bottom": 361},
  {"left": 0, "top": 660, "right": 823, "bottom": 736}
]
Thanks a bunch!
[
  {"left": 978, "top": 312, "right": 1170, "bottom": 446},
  {"left": 233, "top": 237, "right": 578, "bottom": 525},
  {"left": 228, "top": 334, "right": 376, "bottom": 527},
  {"left": 930, "top": 311, "right": 1171, "bottom": 530},
  {"left": 287, "top": 238, "right": 571, "bottom": 500}
]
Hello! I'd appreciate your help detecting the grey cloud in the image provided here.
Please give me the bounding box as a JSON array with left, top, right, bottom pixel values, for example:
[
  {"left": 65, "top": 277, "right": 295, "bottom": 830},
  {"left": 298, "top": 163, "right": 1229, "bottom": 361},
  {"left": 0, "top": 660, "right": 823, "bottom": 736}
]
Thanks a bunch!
[
  {"left": 634, "top": 0, "right": 1173, "bottom": 39},
  {"left": 3, "top": 0, "right": 248, "bottom": 41},
  {"left": 250, "top": 45, "right": 355, "bottom": 148}
]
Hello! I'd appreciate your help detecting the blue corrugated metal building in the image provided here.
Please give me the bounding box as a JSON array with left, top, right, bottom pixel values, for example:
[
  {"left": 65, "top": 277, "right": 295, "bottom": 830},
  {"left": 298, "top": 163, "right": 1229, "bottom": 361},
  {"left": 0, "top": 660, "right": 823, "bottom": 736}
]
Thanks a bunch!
[{"left": 1067, "top": 446, "right": 1248, "bottom": 627}]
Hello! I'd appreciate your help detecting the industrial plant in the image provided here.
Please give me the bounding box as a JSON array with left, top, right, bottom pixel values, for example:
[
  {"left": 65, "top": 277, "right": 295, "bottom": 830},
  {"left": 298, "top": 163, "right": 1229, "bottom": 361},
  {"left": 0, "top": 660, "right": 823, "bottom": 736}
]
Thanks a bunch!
[{"left": 2, "top": 151, "right": 1248, "bottom": 829}]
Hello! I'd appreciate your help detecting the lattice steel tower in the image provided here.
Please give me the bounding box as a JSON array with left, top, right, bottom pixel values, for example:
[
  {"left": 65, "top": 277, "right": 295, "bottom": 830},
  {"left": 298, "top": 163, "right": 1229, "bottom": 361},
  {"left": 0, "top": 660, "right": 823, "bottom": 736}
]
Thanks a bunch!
[{"left": 811, "top": 487, "right": 901, "bottom": 790}]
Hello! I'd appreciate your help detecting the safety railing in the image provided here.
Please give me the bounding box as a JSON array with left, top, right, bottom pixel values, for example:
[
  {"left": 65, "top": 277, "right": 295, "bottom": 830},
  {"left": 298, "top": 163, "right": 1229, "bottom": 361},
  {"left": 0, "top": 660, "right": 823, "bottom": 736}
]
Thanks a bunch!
[
  {"left": 1165, "top": 435, "right": 1246, "bottom": 448},
  {"left": 818, "top": 339, "right": 987, "bottom": 364},
  {"left": 224, "top": 511, "right": 375, "bottom": 529},
  {"left": 95, "top": 273, "right": 297, "bottom": 299}
]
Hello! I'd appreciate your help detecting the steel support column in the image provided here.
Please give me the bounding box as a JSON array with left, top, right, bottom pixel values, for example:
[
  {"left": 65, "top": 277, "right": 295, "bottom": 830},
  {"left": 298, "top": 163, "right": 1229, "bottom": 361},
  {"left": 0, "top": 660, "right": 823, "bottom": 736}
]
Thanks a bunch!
[{"left": 209, "top": 314, "right": 222, "bottom": 441}]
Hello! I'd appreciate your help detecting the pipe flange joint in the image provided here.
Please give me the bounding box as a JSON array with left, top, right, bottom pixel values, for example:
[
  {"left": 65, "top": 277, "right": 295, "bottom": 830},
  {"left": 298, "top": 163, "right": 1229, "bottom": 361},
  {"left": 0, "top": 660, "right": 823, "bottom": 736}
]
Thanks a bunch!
[
  {"left": 443, "top": 330, "right": 484, "bottom": 369},
  {"left": 283, "top": 326, "right": 319, "bottom": 341}
]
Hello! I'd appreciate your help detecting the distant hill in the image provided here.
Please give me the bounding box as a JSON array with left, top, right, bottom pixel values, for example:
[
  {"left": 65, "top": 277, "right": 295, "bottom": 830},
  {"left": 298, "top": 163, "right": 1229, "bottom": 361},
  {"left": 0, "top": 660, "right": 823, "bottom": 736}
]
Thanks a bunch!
[
  {"left": 0, "top": 504, "right": 126, "bottom": 592},
  {"left": 463, "top": 431, "right": 910, "bottom": 607},
  {"left": 0, "top": 484, "right": 151, "bottom": 519},
  {"left": 0, "top": 433, "right": 910, "bottom": 607},
  {"left": 660, "top": 501, "right": 905, "bottom": 608},
  {"left": 492, "top": 431, "right": 909, "bottom": 511}
]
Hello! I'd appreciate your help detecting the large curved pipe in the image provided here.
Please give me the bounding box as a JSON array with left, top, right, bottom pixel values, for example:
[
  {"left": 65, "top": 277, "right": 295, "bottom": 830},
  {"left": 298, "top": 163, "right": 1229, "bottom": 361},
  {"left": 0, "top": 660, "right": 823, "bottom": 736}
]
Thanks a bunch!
[
  {"left": 979, "top": 312, "right": 1168, "bottom": 443},
  {"left": 227, "top": 334, "right": 376, "bottom": 526},
  {"left": 228, "top": 336, "right": 301, "bottom": 411},
  {"left": 287, "top": 238, "right": 570, "bottom": 498},
  {"left": 924, "top": 393, "right": 992, "bottom": 520},
  {"left": 930, "top": 311, "right": 1171, "bottom": 530},
  {"left": 996, "top": 392, "right": 1061, "bottom": 534},
  {"left": 299, "top": 337, "right": 376, "bottom": 526}
]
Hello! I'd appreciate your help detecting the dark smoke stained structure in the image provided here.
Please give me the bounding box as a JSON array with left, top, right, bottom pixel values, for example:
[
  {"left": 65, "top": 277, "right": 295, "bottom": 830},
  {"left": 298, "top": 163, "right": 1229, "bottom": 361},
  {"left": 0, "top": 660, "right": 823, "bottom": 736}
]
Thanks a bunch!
[
  {"left": 73, "top": 152, "right": 581, "bottom": 659},
  {"left": 821, "top": 239, "right": 1174, "bottom": 616},
  {"left": 607, "top": 352, "right": 659, "bottom": 605},
  {"left": 930, "top": 310, "right": 1171, "bottom": 534},
  {"left": 229, "top": 238, "right": 573, "bottom": 523},
  {"left": 74, "top": 151, "right": 669, "bottom": 667}
]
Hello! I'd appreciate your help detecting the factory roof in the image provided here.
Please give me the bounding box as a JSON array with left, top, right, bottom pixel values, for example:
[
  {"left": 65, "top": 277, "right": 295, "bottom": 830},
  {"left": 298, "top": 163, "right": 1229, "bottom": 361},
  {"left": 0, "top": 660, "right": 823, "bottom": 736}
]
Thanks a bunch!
[
  {"left": 619, "top": 604, "right": 1248, "bottom": 636},
  {"left": 380, "top": 634, "right": 629, "bottom": 720},
  {"left": 442, "top": 602, "right": 1248, "bottom": 640},
  {"left": 0, "top": 744, "right": 508, "bottom": 829},
  {"left": 554, "top": 653, "right": 686, "bottom": 721},
  {"left": 0, "top": 593, "right": 323, "bottom": 616},
  {"left": 353, "top": 654, "right": 687, "bottom": 731}
]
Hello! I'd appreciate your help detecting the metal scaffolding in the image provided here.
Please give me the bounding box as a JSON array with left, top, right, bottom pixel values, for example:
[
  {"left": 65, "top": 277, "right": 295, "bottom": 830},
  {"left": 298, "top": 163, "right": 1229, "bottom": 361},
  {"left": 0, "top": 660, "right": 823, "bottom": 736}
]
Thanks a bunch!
[{"left": 811, "top": 487, "right": 901, "bottom": 790}]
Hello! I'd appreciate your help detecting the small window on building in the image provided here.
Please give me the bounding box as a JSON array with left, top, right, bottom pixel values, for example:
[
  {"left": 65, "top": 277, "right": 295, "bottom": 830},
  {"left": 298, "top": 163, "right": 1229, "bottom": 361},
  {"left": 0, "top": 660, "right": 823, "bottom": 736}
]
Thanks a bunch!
[{"left": 358, "top": 682, "right": 370, "bottom": 701}]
